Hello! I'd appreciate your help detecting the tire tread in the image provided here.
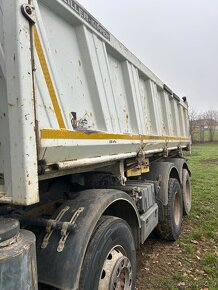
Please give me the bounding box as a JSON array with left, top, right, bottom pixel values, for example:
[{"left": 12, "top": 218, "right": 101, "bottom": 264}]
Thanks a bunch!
[{"left": 156, "top": 178, "right": 183, "bottom": 241}]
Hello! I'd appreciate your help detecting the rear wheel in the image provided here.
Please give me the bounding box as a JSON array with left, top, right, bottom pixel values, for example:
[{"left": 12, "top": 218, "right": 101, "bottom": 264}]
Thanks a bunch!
[
  {"left": 79, "top": 216, "right": 136, "bottom": 290},
  {"left": 156, "top": 178, "right": 183, "bottom": 241},
  {"left": 182, "top": 169, "right": 192, "bottom": 215}
]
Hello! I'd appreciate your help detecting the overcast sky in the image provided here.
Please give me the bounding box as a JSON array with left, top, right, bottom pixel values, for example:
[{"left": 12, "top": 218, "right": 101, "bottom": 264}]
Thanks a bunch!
[{"left": 78, "top": 0, "right": 218, "bottom": 113}]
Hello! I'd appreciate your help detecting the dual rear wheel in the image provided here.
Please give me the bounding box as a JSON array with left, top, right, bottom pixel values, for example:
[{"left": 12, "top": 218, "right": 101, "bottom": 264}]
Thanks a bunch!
[
  {"left": 156, "top": 170, "right": 192, "bottom": 241},
  {"left": 156, "top": 178, "right": 183, "bottom": 240},
  {"left": 80, "top": 171, "right": 192, "bottom": 289}
]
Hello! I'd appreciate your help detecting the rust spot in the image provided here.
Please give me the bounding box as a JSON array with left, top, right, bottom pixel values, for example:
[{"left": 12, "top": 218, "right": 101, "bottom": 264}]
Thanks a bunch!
[
  {"left": 25, "top": 113, "right": 30, "bottom": 120},
  {"left": 28, "top": 181, "right": 31, "bottom": 186}
]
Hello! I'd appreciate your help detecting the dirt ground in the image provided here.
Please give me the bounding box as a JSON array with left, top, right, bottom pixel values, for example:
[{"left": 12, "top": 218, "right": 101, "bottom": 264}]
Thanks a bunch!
[
  {"left": 201, "top": 158, "right": 218, "bottom": 165},
  {"left": 135, "top": 220, "right": 217, "bottom": 290}
]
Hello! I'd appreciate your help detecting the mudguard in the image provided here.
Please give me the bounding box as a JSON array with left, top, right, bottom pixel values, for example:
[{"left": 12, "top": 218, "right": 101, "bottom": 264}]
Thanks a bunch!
[
  {"left": 166, "top": 158, "right": 191, "bottom": 179},
  {"left": 36, "top": 189, "right": 140, "bottom": 290},
  {"left": 144, "top": 161, "right": 180, "bottom": 206},
  {"left": 143, "top": 159, "right": 191, "bottom": 221}
]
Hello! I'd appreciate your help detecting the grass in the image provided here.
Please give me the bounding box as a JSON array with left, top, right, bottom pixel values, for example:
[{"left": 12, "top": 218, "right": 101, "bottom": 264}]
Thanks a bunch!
[
  {"left": 191, "top": 229, "right": 203, "bottom": 240},
  {"left": 184, "top": 243, "right": 195, "bottom": 255},
  {"left": 179, "top": 143, "right": 218, "bottom": 288},
  {"left": 136, "top": 143, "right": 218, "bottom": 289},
  {"left": 187, "top": 143, "right": 218, "bottom": 234},
  {"left": 204, "top": 255, "right": 218, "bottom": 283}
]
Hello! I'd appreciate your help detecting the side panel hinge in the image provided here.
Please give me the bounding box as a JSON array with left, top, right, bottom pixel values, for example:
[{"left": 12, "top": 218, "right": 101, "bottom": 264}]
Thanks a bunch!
[{"left": 21, "top": 4, "right": 36, "bottom": 24}]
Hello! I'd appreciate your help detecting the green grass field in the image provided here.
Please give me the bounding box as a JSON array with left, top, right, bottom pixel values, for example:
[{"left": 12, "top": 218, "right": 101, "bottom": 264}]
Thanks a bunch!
[
  {"left": 180, "top": 143, "right": 218, "bottom": 289},
  {"left": 136, "top": 143, "right": 218, "bottom": 289}
]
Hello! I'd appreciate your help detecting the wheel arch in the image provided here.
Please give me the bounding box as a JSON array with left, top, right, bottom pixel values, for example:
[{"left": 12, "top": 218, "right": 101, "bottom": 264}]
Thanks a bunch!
[
  {"left": 143, "top": 161, "right": 181, "bottom": 206},
  {"left": 183, "top": 162, "right": 191, "bottom": 176},
  {"left": 143, "top": 161, "right": 182, "bottom": 222},
  {"left": 36, "top": 189, "right": 140, "bottom": 290},
  {"left": 166, "top": 158, "right": 191, "bottom": 180},
  {"left": 103, "top": 199, "right": 141, "bottom": 248}
]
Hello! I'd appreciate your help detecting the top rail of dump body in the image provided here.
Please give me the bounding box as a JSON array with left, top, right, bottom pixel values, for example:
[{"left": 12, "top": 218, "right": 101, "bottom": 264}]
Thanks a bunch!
[
  {"left": 40, "top": 0, "right": 165, "bottom": 90},
  {"left": 0, "top": 0, "right": 191, "bottom": 205}
]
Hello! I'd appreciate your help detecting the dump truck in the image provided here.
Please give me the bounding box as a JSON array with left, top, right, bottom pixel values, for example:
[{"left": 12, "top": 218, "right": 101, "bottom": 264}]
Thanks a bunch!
[{"left": 0, "top": 0, "right": 192, "bottom": 289}]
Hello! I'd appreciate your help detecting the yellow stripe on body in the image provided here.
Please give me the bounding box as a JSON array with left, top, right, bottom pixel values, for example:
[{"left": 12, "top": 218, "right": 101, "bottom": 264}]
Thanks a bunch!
[
  {"left": 40, "top": 129, "right": 190, "bottom": 142},
  {"left": 34, "top": 27, "right": 66, "bottom": 129}
]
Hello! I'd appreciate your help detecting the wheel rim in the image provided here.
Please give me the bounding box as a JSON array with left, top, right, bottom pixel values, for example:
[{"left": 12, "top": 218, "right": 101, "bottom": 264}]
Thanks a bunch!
[
  {"left": 174, "top": 192, "right": 181, "bottom": 226},
  {"left": 98, "top": 246, "right": 132, "bottom": 290},
  {"left": 184, "top": 179, "right": 191, "bottom": 210}
]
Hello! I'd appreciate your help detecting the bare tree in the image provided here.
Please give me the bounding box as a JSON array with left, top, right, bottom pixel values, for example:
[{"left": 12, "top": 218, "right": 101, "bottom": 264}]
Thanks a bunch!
[
  {"left": 189, "top": 108, "right": 199, "bottom": 142},
  {"left": 203, "top": 110, "right": 218, "bottom": 142}
]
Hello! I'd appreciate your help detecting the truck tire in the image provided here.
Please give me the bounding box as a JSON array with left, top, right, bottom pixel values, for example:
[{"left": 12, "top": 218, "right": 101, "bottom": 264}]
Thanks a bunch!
[
  {"left": 182, "top": 169, "right": 192, "bottom": 215},
  {"left": 156, "top": 178, "right": 183, "bottom": 241},
  {"left": 79, "top": 216, "right": 136, "bottom": 290}
]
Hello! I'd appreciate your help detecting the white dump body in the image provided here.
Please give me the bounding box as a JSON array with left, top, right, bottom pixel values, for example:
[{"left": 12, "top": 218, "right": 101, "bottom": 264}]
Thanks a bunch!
[{"left": 0, "top": 0, "right": 190, "bottom": 205}]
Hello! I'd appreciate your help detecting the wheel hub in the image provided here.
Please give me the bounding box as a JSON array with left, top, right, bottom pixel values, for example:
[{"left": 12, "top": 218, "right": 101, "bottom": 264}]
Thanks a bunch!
[{"left": 98, "top": 247, "right": 132, "bottom": 290}]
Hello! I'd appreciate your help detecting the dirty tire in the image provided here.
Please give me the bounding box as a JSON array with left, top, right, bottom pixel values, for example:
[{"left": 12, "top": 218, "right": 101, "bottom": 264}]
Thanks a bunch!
[
  {"left": 156, "top": 178, "right": 183, "bottom": 241},
  {"left": 182, "top": 169, "right": 192, "bottom": 215},
  {"left": 79, "top": 216, "right": 136, "bottom": 290}
]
